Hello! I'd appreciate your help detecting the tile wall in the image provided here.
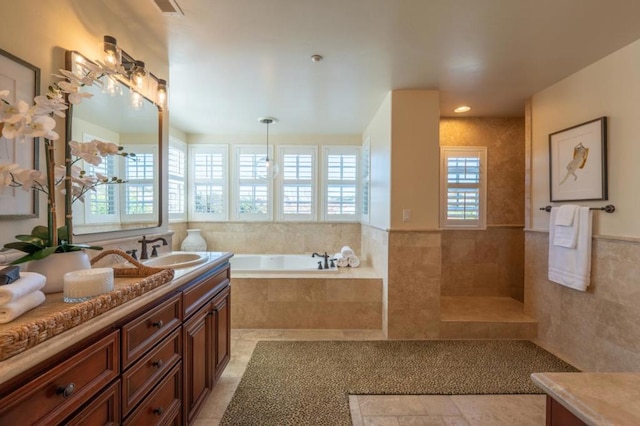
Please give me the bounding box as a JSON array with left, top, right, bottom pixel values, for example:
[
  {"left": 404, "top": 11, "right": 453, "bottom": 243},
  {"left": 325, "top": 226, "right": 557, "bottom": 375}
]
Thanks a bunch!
[
  {"left": 525, "top": 231, "right": 640, "bottom": 371},
  {"left": 441, "top": 227, "right": 524, "bottom": 301},
  {"left": 170, "top": 222, "right": 361, "bottom": 255},
  {"left": 387, "top": 231, "right": 441, "bottom": 339}
]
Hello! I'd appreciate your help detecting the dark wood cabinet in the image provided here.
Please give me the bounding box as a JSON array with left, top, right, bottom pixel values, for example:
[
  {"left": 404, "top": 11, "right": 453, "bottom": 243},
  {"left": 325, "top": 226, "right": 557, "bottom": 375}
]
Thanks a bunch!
[
  {"left": 546, "top": 395, "right": 587, "bottom": 426},
  {"left": 0, "top": 330, "right": 120, "bottom": 425},
  {"left": 0, "top": 260, "right": 230, "bottom": 426},
  {"left": 182, "top": 267, "right": 231, "bottom": 424}
]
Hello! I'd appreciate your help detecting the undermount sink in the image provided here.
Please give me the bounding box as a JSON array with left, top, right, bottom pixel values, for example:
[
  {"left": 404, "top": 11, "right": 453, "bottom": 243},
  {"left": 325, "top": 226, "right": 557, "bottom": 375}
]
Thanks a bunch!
[{"left": 143, "top": 252, "right": 207, "bottom": 269}]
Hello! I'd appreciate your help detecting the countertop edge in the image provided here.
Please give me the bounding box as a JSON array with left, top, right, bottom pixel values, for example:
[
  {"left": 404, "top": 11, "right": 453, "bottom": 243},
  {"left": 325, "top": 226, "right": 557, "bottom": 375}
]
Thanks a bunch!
[
  {"left": 0, "top": 252, "right": 233, "bottom": 385},
  {"left": 531, "top": 373, "right": 603, "bottom": 426}
]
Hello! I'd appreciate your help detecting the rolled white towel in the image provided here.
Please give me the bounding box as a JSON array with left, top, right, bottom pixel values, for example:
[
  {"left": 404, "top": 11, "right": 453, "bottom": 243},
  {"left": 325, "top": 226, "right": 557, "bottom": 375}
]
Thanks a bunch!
[
  {"left": 0, "top": 290, "right": 46, "bottom": 324},
  {"left": 336, "top": 256, "right": 348, "bottom": 268},
  {"left": 341, "top": 246, "right": 354, "bottom": 258},
  {"left": 0, "top": 272, "right": 46, "bottom": 305},
  {"left": 347, "top": 255, "right": 360, "bottom": 268}
]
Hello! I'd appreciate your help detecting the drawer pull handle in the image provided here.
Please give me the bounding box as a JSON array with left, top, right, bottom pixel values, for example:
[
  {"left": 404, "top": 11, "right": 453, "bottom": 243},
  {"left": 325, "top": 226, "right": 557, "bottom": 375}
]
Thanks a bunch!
[
  {"left": 153, "top": 407, "right": 164, "bottom": 416},
  {"left": 152, "top": 359, "right": 163, "bottom": 368},
  {"left": 151, "top": 320, "right": 164, "bottom": 329},
  {"left": 56, "top": 383, "right": 75, "bottom": 398}
]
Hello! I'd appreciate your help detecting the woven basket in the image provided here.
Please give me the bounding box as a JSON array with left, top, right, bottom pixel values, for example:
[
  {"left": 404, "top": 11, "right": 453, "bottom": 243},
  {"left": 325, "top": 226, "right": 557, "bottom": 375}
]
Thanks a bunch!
[{"left": 0, "top": 249, "right": 175, "bottom": 361}]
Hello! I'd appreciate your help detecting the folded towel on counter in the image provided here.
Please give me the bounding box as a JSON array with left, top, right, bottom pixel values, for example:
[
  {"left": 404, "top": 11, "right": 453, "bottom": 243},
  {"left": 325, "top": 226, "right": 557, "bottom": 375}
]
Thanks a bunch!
[
  {"left": 0, "top": 272, "right": 46, "bottom": 305},
  {"left": 335, "top": 253, "right": 348, "bottom": 268},
  {"left": 347, "top": 255, "right": 360, "bottom": 268},
  {"left": 553, "top": 204, "right": 580, "bottom": 248},
  {"left": 0, "top": 290, "right": 46, "bottom": 324},
  {"left": 340, "top": 246, "right": 354, "bottom": 258}
]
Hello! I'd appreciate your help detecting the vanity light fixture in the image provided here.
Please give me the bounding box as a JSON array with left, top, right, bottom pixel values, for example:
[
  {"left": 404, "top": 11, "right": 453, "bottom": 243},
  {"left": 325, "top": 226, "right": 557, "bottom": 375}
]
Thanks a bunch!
[
  {"left": 454, "top": 105, "right": 471, "bottom": 113},
  {"left": 257, "top": 117, "right": 280, "bottom": 180},
  {"left": 99, "top": 34, "right": 167, "bottom": 107},
  {"left": 156, "top": 79, "right": 168, "bottom": 108},
  {"left": 102, "top": 35, "right": 121, "bottom": 68}
]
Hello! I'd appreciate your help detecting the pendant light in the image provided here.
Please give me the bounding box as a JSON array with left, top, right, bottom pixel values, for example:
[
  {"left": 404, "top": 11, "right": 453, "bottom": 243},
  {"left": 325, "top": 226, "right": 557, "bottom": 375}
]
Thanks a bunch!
[{"left": 257, "top": 117, "right": 279, "bottom": 180}]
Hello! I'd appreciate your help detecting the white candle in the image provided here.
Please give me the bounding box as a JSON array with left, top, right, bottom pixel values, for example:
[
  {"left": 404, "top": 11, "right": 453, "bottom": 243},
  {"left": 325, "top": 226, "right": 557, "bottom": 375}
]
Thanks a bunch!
[{"left": 63, "top": 268, "right": 114, "bottom": 303}]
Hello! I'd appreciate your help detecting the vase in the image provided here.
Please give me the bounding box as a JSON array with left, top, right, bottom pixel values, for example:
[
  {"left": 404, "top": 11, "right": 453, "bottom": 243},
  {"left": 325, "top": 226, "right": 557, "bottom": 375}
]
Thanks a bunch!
[
  {"left": 181, "top": 229, "right": 207, "bottom": 252},
  {"left": 27, "top": 251, "right": 92, "bottom": 294}
]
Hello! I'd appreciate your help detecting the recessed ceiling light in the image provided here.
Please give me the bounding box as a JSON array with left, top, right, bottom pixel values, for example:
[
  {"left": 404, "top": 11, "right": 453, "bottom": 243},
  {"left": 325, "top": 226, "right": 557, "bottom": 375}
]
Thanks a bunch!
[
  {"left": 454, "top": 105, "right": 471, "bottom": 113},
  {"left": 310, "top": 54, "right": 323, "bottom": 63}
]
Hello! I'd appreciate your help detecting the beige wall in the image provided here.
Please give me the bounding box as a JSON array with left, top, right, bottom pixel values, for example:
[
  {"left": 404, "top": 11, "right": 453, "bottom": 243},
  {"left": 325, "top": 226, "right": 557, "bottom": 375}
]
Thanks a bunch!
[
  {"left": 171, "top": 222, "right": 361, "bottom": 255},
  {"left": 527, "top": 38, "right": 640, "bottom": 370},
  {"left": 362, "top": 92, "right": 392, "bottom": 230},
  {"left": 440, "top": 118, "right": 525, "bottom": 300},
  {"left": 360, "top": 224, "right": 389, "bottom": 335},
  {"left": 390, "top": 90, "right": 440, "bottom": 230},
  {"left": 0, "top": 1, "right": 169, "bottom": 245}
]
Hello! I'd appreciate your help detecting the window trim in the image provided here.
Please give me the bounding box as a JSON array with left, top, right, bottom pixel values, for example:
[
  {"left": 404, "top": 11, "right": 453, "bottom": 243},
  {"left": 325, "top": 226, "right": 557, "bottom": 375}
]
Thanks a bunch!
[
  {"left": 440, "top": 146, "right": 487, "bottom": 229},
  {"left": 232, "top": 145, "right": 274, "bottom": 221},
  {"left": 321, "top": 145, "right": 360, "bottom": 222},
  {"left": 277, "top": 145, "right": 317, "bottom": 221},
  {"left": 360, "top": 137, "right": 371, "bottom": 225},
  {"left": 189, "top": 144, "right": 229, "bottom": 222},
  {"left": 168, "top": 137, "right": 187, "bottom": 222}
]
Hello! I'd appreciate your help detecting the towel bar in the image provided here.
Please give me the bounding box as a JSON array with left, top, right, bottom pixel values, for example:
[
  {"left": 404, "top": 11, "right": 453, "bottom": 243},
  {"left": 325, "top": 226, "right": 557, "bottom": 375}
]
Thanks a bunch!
[{"left": 539, "top": 205, "right": 615, "bottom": 213}]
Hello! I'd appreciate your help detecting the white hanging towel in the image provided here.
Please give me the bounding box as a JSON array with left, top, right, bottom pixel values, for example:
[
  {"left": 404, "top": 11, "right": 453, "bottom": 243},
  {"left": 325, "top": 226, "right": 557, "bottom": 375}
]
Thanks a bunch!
[
  {"left": 548, "top": 206, "right": 592, "bottom": 291},
  {"left": 553, "top": 204, "right": 580, "bottom": 248}
]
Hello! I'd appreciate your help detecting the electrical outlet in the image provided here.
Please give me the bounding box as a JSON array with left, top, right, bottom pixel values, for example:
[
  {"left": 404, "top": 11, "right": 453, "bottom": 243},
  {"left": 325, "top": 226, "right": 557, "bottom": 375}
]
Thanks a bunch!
[{"left": 403, "top": 209, "right": 411, "bottom": 222}]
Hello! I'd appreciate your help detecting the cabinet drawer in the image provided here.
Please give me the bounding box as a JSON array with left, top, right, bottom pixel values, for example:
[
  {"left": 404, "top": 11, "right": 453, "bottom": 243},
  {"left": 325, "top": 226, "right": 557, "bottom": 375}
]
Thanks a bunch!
[
  {"left": 122, "top": 326, "right": 182, "bottom": 415},
  {"left": 65, "top": 379, "right": 121, "bottom": 426},
  {"left": 0, "top": 330, "right": 119, "bottom": 425},
  {"left": 183, "top": 267, "right": 229, "bottom": 318},
  {"left": 124, "top": 361, "right": 182, "bottom": 426},
  {"left": 122, "top": 293, "right": 182, "bottom": 369}
]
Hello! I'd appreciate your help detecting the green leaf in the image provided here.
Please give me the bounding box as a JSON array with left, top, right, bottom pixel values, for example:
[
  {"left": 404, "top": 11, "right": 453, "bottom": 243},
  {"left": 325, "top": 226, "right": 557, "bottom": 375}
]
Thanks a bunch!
[
  {"left": 14, "top": 235, "right": 46, "bottom": 247},
  {"left": 30, "top": 225, "right": 50, "bottom": 240},
  {"left": 31, "top": 246, "right": 58, "bottom": 260},
  {"left": 3, "top": 241, "right": 43, "bottom": 254},
  {"left": 57, "top": 226, "right": 70, "bottom": 242}
]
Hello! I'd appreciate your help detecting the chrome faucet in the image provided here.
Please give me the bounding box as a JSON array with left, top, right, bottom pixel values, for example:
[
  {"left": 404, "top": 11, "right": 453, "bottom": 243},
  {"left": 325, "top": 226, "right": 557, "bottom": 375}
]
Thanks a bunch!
[
  {"left": 312, "top": 252, "right": 330, "bottom": 269},
  {"left": 139, "top": 236, "right": 168, "bottom": 260}
]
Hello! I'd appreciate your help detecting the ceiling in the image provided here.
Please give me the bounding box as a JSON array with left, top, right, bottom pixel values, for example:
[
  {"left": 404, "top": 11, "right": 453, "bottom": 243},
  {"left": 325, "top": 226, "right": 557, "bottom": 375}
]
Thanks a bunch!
[{"left": 99, "top": 0, "right": 640, "bottom": 135}]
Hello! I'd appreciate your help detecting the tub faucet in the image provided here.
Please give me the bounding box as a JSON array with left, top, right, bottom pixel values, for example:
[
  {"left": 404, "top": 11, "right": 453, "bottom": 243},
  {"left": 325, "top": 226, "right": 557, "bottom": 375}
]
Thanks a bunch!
[
  {"left": 139, "top": 236, "right": 168, "bottom": 260},
  {"left": 312, "top": 252, "right": 330, "bottom": 269}
]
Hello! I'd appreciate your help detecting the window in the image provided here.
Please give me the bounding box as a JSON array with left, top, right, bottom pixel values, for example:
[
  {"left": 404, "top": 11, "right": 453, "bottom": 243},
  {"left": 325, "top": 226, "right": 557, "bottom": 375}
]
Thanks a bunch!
[
  {"left": 122, "top": 145, "right": 157, "bottom": 223},
  {"left": 278, "top": 146, "right": 316, "bottom": 221},
  {"left": 80, "top": 133, "right": 120, "bottom": 225},
  {"left": 440, "top": 146, "right": 487, "bottom": 229},
  {"left": 233, "top": 146, "right": 272, "bottom": 221},
  {"left": 361, "top": 138, "right": 371, "bottom": 224},
  {"left": 168, "top": 137, "right": 187, "bottom": 221},
  {"left": 322, "top": 146, "right": 359, "bottom": 222},
  {"left": 189, "top": 145, "right": 228, "bottom": 221}
]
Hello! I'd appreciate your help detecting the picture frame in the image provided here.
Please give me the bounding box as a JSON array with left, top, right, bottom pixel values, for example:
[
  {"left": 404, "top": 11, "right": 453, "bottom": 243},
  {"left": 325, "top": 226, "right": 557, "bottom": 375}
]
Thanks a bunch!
[
  {"left": 0, "top": 48, "right": 40, "bottom": 219},
  {"left": 549, "top": 117, "right": 607, "bottom": 202}
]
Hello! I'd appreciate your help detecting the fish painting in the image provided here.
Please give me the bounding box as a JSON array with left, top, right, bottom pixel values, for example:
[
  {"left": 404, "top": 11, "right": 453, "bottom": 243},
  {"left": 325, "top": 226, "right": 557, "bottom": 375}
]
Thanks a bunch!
[{"left": 560, "top": 142, "right": 589, "bottom": 185}]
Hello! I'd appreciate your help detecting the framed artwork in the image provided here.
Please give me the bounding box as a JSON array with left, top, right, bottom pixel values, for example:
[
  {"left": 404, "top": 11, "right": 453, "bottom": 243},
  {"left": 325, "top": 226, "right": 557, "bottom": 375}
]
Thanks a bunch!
[
  {"left": 549, "top": 117, "right": 608, "bottom": 202},
  {"left": 0, "top": 48, "right": 40, "bottom": 218}
]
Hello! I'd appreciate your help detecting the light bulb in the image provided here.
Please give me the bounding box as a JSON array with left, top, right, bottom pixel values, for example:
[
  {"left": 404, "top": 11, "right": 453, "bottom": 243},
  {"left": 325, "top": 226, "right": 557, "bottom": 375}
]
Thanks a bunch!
[
  {"left": 103, "top": 35, "right": 121, "bottom": 69},
  {"left": 130, "top": 90, "right": 143, "bottom": 110}
]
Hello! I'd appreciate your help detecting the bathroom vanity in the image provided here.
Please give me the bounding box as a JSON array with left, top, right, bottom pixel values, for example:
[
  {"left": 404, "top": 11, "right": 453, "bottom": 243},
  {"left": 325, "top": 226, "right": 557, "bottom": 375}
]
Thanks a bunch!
[
  {"left": 532, "top": 372, "right": 640, "bottom": 426},
  {"left": 0, "top": 252, "right": 232, "bottom": 425}
]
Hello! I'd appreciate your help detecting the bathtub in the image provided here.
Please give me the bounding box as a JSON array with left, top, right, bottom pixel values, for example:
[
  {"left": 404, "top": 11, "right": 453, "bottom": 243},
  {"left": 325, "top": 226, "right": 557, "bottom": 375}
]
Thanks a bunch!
[{"left": 230, "top": 254, "right": 339, "bottom": 273}]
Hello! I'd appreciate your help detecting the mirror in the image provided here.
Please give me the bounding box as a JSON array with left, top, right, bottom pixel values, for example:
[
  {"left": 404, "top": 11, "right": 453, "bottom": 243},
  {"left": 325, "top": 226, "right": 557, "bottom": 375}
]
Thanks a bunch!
[{"left": 65, "top": 51, "right": 162, "bottom": 235}]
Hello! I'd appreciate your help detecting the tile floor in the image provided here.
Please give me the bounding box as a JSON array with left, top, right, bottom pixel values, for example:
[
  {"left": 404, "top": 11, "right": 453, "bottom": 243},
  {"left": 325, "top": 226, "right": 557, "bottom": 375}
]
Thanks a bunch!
[{"left": 193, "top": 329, "right": 547, "bottom": 425}]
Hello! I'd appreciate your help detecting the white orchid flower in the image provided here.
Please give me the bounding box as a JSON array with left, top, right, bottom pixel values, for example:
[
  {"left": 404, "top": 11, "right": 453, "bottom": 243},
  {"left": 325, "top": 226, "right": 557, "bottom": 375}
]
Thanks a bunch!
[
  {"left": 1, "top": 120, "right": 26, "bottom": 141},
  {"left": 24, "top": 115, "right": 57, "bottom": 138},
  {"left": 68, "top": 140, "right": 102, "bottom": 166},
  {"left": 0, "top": 99, "right": 30, "bottom": 124},
  {"left": 33, "top": 95, "right": 68, "bottom": 117},
  {"left": 13, "top": 168, "right": 46, "bottom": 191},
  {"left": 95, "top": 140, "right": 119, "bottom": 156},
  {"left": 0, "top": 163, "right": 21, "bottom": 187}
]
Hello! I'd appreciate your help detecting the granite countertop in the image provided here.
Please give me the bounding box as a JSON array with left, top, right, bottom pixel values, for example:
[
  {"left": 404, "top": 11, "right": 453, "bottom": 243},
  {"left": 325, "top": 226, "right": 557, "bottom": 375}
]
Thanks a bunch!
[
  {"left": 0, "top": 251, "right": 232, "bottom": 385},
  {"left": 531, "top": 372, "right": 640, "bottom": 426}
]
